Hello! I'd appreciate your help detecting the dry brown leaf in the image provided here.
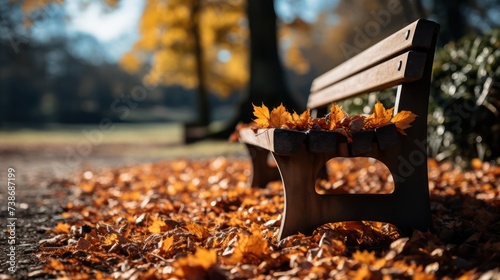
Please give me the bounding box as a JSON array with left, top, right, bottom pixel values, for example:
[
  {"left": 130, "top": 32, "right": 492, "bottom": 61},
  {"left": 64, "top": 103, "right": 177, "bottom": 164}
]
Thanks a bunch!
[{"left": 289, "top": 108, "right": 311, "bottom": 130}]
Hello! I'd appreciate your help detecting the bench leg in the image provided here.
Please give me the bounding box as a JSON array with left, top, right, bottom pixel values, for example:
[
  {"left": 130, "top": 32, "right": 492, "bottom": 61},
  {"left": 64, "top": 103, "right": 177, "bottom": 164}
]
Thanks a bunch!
[
  {"left": 246, "top": 144, "right": 281, "bottom": 188},
  {"left": 272, "top": 144, "right": 431, "bottom": 240}
]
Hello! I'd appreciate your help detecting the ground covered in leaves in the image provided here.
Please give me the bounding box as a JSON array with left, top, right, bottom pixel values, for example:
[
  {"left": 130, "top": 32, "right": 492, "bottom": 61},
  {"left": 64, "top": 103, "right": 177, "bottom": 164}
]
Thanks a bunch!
[{"left": 36, "top": 157, "right": 499, "bottom": 279}]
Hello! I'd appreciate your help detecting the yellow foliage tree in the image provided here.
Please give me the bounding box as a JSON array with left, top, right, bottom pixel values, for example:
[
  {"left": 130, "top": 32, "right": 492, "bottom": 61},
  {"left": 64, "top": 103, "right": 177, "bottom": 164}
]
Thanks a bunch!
[{"left": 121, "top": 0, "right": 248, "bottom": 99}]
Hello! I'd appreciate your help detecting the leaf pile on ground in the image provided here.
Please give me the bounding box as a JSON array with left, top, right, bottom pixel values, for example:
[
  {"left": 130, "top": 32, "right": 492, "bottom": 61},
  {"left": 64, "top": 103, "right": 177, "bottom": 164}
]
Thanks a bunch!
[{"left": 37, "top": 157, "right": 499, "bottom": 279}]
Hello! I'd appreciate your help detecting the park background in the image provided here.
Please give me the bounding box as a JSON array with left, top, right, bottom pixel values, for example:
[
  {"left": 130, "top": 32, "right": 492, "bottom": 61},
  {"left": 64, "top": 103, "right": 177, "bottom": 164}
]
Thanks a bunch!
[{"left": 0, "top": 0, "right": 499, "bottom": 279}]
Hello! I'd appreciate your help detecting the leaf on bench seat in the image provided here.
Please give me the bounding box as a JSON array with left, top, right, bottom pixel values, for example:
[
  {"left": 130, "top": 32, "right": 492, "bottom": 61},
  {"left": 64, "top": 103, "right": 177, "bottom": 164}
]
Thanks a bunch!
[
  {"left": 391, "top": 111, "right": 417, "bottom": 135},
  {"left": 252, "top": 103, "right": 271, "bottom": 128},
  {"left": 328, "top": 103, "right": 346, "bottom": 130},
  {"left": 269, "top": 103, "right": 292, "bottom": 128},
  {"left": 363, "top": 100, "right": 394, "bottom": 130},
  {"left": 288, "top": 108, "right": 311, "bottom": 130},
  {"left": 238, "top": 101, "right": 416, "bottom": 144}
]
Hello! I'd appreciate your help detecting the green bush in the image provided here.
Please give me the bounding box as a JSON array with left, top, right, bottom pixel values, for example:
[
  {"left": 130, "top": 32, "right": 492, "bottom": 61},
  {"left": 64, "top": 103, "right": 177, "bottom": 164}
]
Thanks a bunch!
[
  {"left": 429, "top": 29, "right": 500, "bottom": 164},
  {"left": 337, "top": 29, "right": 499, "bottom": 165}
]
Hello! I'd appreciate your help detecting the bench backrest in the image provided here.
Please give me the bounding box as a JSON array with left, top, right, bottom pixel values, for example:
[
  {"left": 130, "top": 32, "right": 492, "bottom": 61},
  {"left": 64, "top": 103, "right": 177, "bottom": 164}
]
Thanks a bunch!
[{"left": 307, "top": 19, "right": 439, "bottom": 117}]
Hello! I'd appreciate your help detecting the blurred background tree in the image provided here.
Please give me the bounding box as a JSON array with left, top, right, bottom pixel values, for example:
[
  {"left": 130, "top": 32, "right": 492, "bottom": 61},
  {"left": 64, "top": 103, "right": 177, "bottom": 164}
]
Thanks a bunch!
[{"left": 1, "top": 0, "right": 499, "bottom": 162}]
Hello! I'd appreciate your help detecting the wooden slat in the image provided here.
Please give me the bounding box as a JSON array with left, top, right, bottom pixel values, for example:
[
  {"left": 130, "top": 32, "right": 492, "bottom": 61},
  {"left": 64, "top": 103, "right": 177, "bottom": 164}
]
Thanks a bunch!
[
  {"left": 239, "top": 128, "right": 275, "bottom": 151},
  {"left": 239, "top": 128, "right": 307, "bottom": 155},
  {"left": 310, "top": 19, "right": 437, "bottom": 93},
  {"left": 307, "top": 51, "right": 426, "bottom": 109}
]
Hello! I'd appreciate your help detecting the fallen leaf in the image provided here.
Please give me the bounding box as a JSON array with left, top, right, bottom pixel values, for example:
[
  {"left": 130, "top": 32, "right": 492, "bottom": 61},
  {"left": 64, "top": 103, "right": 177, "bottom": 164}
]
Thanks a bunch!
[
  {"left": 252, "top": 103, "right": 270, "bottom": 128},
  {"left": 269, "top": 103, "right": 292, "bottom": 129},
  {"left": 289, "top": 108, "right": 311, "bottom": 130},
  {"left": 53, "top": 222, "right": 71, "bottom": 234},
  {"left": 173, "top": 248, "right": 218, "bottom": 278},
  {"left": 391, "top": 110, "right": 417, "bottom": 135},
  {"left": 364, "top": 100, "right": 393, "bottom": 129},
  {"left": 328, "top": 103, "right": 346, "bottom": 130}
]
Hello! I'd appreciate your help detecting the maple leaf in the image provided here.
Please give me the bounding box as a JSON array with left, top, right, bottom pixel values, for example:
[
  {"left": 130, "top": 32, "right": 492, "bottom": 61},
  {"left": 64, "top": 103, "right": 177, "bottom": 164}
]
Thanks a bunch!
[
  {"left": 269, "top": 103, "right": 292, "bottom": 128},
  {"left": 252, "top": 103, "right": 270, "bottom": 128},
  {"left": 364, "top": 100, "right": 394, "bottom": 129},
  {"left": 328, "top": 103, "right": 346, "bottom": 130},
  {"left": 391, "top": 110, "right": 417, "bottom": 135},
  {"left": 288, "top": 108, "right": 311, "bottom": 130}
]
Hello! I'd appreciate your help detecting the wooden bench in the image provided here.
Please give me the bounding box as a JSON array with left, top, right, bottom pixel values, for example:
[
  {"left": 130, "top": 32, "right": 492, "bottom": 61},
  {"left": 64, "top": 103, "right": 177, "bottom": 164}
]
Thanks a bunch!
[{"left": 238, "top": 19, "right": 440, "bottom": 240}]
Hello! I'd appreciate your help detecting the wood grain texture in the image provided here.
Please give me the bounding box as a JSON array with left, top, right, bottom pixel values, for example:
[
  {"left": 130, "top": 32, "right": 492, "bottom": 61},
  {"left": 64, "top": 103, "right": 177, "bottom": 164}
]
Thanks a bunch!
[
  {"left": 307, "top": 51, "right": 426, "bottom": 108},
  {"left": 310, "top": 19, "right": 436, "bottom": 93}
]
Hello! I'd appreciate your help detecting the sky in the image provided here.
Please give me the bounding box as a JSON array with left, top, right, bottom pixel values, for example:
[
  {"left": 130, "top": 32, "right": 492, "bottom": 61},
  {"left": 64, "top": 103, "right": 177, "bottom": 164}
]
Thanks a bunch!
[
  {"left": 63, "top": 0, "right": 334, "bottom": 61},
  {"left": 65, "top": 0, "right": 144, "bottom": 61}
]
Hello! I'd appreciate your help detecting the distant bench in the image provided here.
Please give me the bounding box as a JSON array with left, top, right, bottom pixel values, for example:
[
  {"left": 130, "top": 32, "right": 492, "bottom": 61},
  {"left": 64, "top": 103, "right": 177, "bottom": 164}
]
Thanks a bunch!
[{"left": 238, "top": 19, "right": 440, "bottom": 240}]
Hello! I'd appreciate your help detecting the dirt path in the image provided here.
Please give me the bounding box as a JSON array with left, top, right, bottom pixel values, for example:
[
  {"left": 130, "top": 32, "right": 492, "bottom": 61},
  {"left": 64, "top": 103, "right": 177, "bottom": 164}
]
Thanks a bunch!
[{"left": 0, "top": 139, "right": 244, "bottom": 279}]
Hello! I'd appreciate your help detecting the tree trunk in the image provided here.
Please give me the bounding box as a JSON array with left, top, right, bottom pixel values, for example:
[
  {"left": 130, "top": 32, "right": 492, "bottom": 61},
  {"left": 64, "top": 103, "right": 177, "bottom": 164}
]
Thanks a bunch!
[
  {"left": 209, "top": 0, "right": 300, "bottom": 139},
  {"left": 191, "top": 0, "right": 209, "bottom": 126},
  {"left": 184, "top": 0, "right": 211, "bottom": 142},
  {"left": 241, "top": 0, "right": 299, "bottom": 120}
]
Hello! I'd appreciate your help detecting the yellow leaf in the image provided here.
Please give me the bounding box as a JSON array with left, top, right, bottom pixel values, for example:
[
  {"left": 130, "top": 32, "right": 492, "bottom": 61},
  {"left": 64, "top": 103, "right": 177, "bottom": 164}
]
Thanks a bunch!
[
  {"left": 352, "top": 250, "right": 376, "bottom": 265},
  {"left": 252, "top": 103, "right": 270, "bottom": 128},
  {"left": 329, "top": 103, "right": 346, "bottom": 130},
  {"left": 102, "top": 233, "right": 119, "bottom": 247},
  {"left": 391, "top": 110, "right": 417, "bottom": 135},
  {"left": 269, "top": 103, "right": 292, "bottom": 128}
]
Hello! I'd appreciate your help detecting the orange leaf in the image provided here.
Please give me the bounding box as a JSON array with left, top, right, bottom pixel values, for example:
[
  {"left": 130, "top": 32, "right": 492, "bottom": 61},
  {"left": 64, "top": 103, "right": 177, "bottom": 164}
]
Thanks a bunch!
[
  {"left": 391, "top": 110, "right": 417, "bottom": 135},
  {"left": 46, "top": 259, "right": 65, "bottom": 271},
  {"left": 53, "top": 222, "right": 71, "bottom": 234},
  {"left": 289, "top": 108, "right": 311, "bottom": 130},
  {"left": 159, "top": 235, "right": 174, "bottom": 254},
  {"left": 148, "top": 217, "right": 166, "bottom": 234},
  {"left": 352, "top": 250, "right": 376, "bottom": 265},
  {"left": 364, "top": 100, "right": 393, "bottom": 129},
  {"left": 252, "top": 103, "right": 270, "bottom": 128},
  {"left": 185, "top": 223, "right": 210, "bottom": 240},
  {"left": 329, "top": 103, "right": 346, "bottom": 130},
  {"left": 173, "top": 248, "right": 217, "bottom": 278},
  {"left": 269, "top": 103, "right": 292, "bottom": 128},
  {"left": 223, "top": 231, "right": 269, "bottom": 265}
]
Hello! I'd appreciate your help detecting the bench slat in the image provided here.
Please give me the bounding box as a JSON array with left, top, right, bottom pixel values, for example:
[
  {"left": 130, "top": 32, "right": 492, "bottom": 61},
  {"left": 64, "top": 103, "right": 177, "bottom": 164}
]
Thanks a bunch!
[
  {"left": 307, "top": 51, "right": 426, "bottom": 109},
  {"left": 310, "top": 19, "right": 437, "bottom": 94},
  {"left": 239, "top": 128, "right": 307, "bottom": 155}
]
